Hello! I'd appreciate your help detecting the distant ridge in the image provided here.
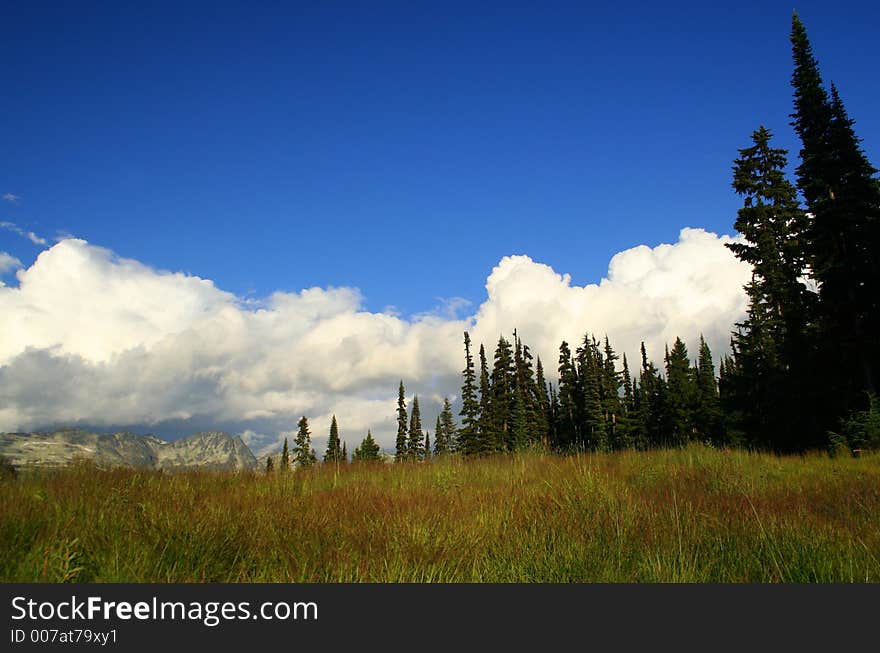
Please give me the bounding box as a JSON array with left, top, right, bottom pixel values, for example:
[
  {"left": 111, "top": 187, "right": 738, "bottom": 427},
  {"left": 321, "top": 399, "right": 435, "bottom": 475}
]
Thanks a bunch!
[{"left": 0, "top": 429, "right": 258, "bottom": 471}]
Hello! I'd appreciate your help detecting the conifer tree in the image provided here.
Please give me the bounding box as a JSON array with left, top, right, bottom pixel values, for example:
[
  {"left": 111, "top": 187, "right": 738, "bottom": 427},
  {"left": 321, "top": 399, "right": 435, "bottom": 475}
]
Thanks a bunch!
[
  {"left": 395, "top": 381, "right": 408, "bottom": 462},
  {"left": 265, "top": 456, "right": 274, "bottom": 474},
  {"left": 342, "top": 441, "right": 348, "bottom": 464},
  {"left": 436, "top": 398, "right": 457, "bottom": 455},
  {"left": 408, "top": 396, "right": 424, "bottom": 460},
  {"left": 353, "top": 430, "right": 381, "bottom": 462},
  {"left": 324, "top": 415, "right": 343, "bottom": 463},
  {"left": 423, "top": 431, "right": 431, "bottom": 460},
  {"left": 693, "top": 336, "right": 723, "bottom": 445},
  {"left": 293, "top": 416, "right": 316, "bottom": 468},
  {"left": 664, "top": 338, "right": 695, "bottom": 445},
  {"left": 601, "top": 336, "right": 622, "bottom": 448},
  {"left": 490, "top": 336, "right": 516, "bottom": 451},
  {"left": 280, "top": 437, "right": 291, "bottom": 472},
  {"left": 477, "top": 344, "right": 493, "bottom": 453},
  {"left": 615, "top": 354, "right": 635, "bottom": 448},
  {"left": 458, "top": 333, "right": 480, "bottom": 455},
  {"left": 535, "top": 356, "right": 552, "bottom": 446},
  {"left": 557, "top": 341, "right": 580, "bottom": 449},
  {"left": 790, "top": 13, "right": 880, "bottom": 407},
  {"left": 726, "top": 126, "right": 820, "bottom": 449}
]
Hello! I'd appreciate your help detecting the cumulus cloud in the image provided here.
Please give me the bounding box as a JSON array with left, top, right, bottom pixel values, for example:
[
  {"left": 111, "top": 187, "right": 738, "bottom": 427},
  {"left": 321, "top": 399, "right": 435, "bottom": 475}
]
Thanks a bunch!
[
  {"left": 0, "top": 221, "right": 48, "bottom": 246},
  {"left": 0, "top": 229, "right": 750, "bottom": 450},
  {"left": 2, "top": 193, "right": 21, "bottom": 203}
]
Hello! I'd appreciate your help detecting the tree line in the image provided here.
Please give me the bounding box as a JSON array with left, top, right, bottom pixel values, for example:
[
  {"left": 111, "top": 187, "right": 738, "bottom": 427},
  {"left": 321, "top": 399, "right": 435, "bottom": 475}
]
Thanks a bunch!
[{"left": 268, "top": 13, "right": 879, "bottom": 472}]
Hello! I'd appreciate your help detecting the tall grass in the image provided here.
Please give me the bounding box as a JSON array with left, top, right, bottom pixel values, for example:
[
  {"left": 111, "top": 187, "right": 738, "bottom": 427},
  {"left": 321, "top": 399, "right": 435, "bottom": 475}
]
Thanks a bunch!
[{"left": 1, "top": 445, "right": 878, "bottom": 582}]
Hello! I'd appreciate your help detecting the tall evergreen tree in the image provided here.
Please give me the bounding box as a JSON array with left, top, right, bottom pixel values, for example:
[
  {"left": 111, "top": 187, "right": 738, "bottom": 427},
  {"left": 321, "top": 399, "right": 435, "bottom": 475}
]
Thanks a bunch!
[
  {"left": 535, "top": 356, "right": 552, "bottom": 446},
  {"left": 293, "top": 416, "right": 316, "bottom": 468},
  {"left": 726, "top": 126, "right": 819, "bottom": 450},
  {"left": 265, "top": 456, "right": 274, "bottom": 474},
  {"left": 790, "top": 13, "right": 880, "bottom": 407},
  {"left": 353, "top": 430, "right": 381, "bottom": 462},
  {"left": 664, "top": 338, "right": 695, "bottom": 445},
  {"left": 280, "top": 437, "right": 291, "bottom": 472},
  {"left": 341, "top": 441, "right": 348, "bottom": 464},
  {"left": 324, "top": 415, "right": 343, "bottom": 463},
  {"left": 423, "top": 431, "right": 431, "bottom": 460},
  {"left": 601, "top": 336, "right": 623, "bottom": 449},
  {"left": 477, "top": 344, "right": 493, "bottom": 453},
  {"left": 395, "top": 381, "right": 408, "bottom": 462},
  {"left": 436, "top": 397, "right": 457, "bottom": 455},
  {"left": 693, "top": 336, "right": 724, "bottom": 445},
  {"left": 458, "top": 333, "right": 480, "bottom": 455},
  {"left": 408, "top": 396, "right": 424, "bottom": 460},
  {"left": 557, "top": 341, "right": 580, "bottom": 449},
  {"left": 490, "top": 336, "right": 516, "bottom": 451}
]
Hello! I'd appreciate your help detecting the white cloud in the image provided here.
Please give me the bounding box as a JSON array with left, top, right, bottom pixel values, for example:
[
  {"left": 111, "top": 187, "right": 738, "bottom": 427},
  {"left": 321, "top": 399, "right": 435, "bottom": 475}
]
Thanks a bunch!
[
  {"left": 0, "top": 252, "right": 22, "bottom": 278},
  {"left": 0, "top": 221, "right": 48, "bottom": 246},
  {"left": 2, "top": 193, "right": 20, "bottom": 203},
  {"left": 0, "top": 229, "right": 750, "bottom": 450}
]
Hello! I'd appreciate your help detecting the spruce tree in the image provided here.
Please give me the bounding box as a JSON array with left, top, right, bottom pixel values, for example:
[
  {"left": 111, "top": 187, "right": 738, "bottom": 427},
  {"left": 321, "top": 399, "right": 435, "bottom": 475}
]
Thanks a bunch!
[
  {"left": 535, "top": 356, "right": 552, "bottom": 446},
  {"left": 557, "top": 341, "right": 581, "bottom": 449},
  {"left": 664, "top": 338, "right": 695, "bottom": 445},
  {"left": 458, "top": 333, "right": 480, "bottom": 455},
  {"left": 293, "top": 416, "right": 316, "bottom": 468},
  {"left": 477, "top": 344, "right": 493, "bottom": 453},
  {"left": 726, "top": 126, "right": 820, "bottom": 450},
  {"left": 423, "top": 431, "right": 431, "bottom": 460},
  {"left": 395, "top": 381, "right": 408, "bottom": 462},
  {"left": 436, "top": 399, "right": 456, "bottom": 456},
  {"left": 490, "top": 336, "right": 516, "bottom": 451},
  {"left": 353, "top": 430, "right": 381, "bottom": 462},
  {"left": 324, "top": 415, "right": 343, "bottom": 463},
  {"left": 408, "top": 396, "right": 424, "bottom": 460},
  {"left": 790, "top": 13, "right": 880, "bottom": 406},
  {"left": 693, "top": 336, "right": 723, "bottom": 445},
  {"left": 280, "top": 437, "right": 291, "bottom": 472}
]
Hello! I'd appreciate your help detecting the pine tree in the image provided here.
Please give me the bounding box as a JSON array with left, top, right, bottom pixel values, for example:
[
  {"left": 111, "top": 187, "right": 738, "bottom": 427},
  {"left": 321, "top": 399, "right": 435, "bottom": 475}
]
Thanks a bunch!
[
  {"left": 477, "top": 344, "right": 493, "bottom": 453},
  {"left": 353, "top": 430, "right": 381, "bottom": 462},
  {"left": 664, "top": 338, "right": 695, "bottom": 445},
  {"left": 423, "top": 431, "right": 431, "bottom": 460},
  {"left": 395, "top": 381, "right": 408, "bottom": 462},
  {"left": 408, "top": 396, "right": 424, "bottom": 460},
  {"left": 618, "top": 353, "right": 636, "bottom": 448},
  {"left": 577, "top": 335, "right": 606, "bottom": 450},
  {"left": 436, "top": 398, "right": 456, "bottom": 456},
  {"left": 293, "top": 416, "right": 316, "bottom": 468},
  {"left": 280, "top": 437, "right": 291, "bottom": 472},
  {"left": 726, "top": 126, "right": 820, "bottom": 450},
  {"left": 535, "top": 356, "right": 552, "bottom": 447},
  {"left": 265, "top": 456, "right": 274, "bottom": 474},
  {"left": 490, "top": 336, "right": 516, "bottom": 451},
  {"left": 790, "top": 13, "right": 880, "bottom": 407},
  {"left": 458, "top": 332, "right": 480, "bottom": 455},
  {"left": 442, "top": 396, "right": 458, "bottom": 452},
  {"left": 324, "top": 415, "right": 343, "bottom": 463},
  {"left": 601, "top": 336, "right": 622, "bottom": 449},
  {"left": 557, "top": 341, "right": 580, "bottom": 449},
  {"left": 693, "top": 336, "right": 724, "bottom": 445}
]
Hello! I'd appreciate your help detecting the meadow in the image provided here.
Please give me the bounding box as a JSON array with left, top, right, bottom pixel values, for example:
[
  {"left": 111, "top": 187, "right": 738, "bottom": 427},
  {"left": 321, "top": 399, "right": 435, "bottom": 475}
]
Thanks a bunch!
[{"left": 1, "top": 445, "right": 879, "bottom": 582}]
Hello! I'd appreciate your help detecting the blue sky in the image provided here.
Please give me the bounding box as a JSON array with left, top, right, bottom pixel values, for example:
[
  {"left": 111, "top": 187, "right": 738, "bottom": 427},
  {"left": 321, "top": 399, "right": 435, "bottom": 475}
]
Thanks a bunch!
[{"left": 3, "top": 1, "right": 878, "bottom": 317}]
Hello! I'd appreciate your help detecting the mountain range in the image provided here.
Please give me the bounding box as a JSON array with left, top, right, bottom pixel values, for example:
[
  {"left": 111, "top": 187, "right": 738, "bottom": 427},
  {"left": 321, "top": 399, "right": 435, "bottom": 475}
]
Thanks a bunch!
[{"left": 0, "top": 429, "right": 258, "bottom": 471}]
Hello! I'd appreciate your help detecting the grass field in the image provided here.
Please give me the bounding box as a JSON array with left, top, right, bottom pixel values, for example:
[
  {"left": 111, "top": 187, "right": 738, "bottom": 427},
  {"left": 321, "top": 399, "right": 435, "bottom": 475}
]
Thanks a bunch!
[{"left": 1, "top": 445, "right": 879, "bottom": 582}]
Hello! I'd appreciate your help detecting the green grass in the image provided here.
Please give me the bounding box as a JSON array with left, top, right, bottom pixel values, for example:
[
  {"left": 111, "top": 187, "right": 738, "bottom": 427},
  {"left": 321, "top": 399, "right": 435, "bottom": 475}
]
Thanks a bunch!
[{"left": 1, "top": 445, "right": 879, "bottom": 582}]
